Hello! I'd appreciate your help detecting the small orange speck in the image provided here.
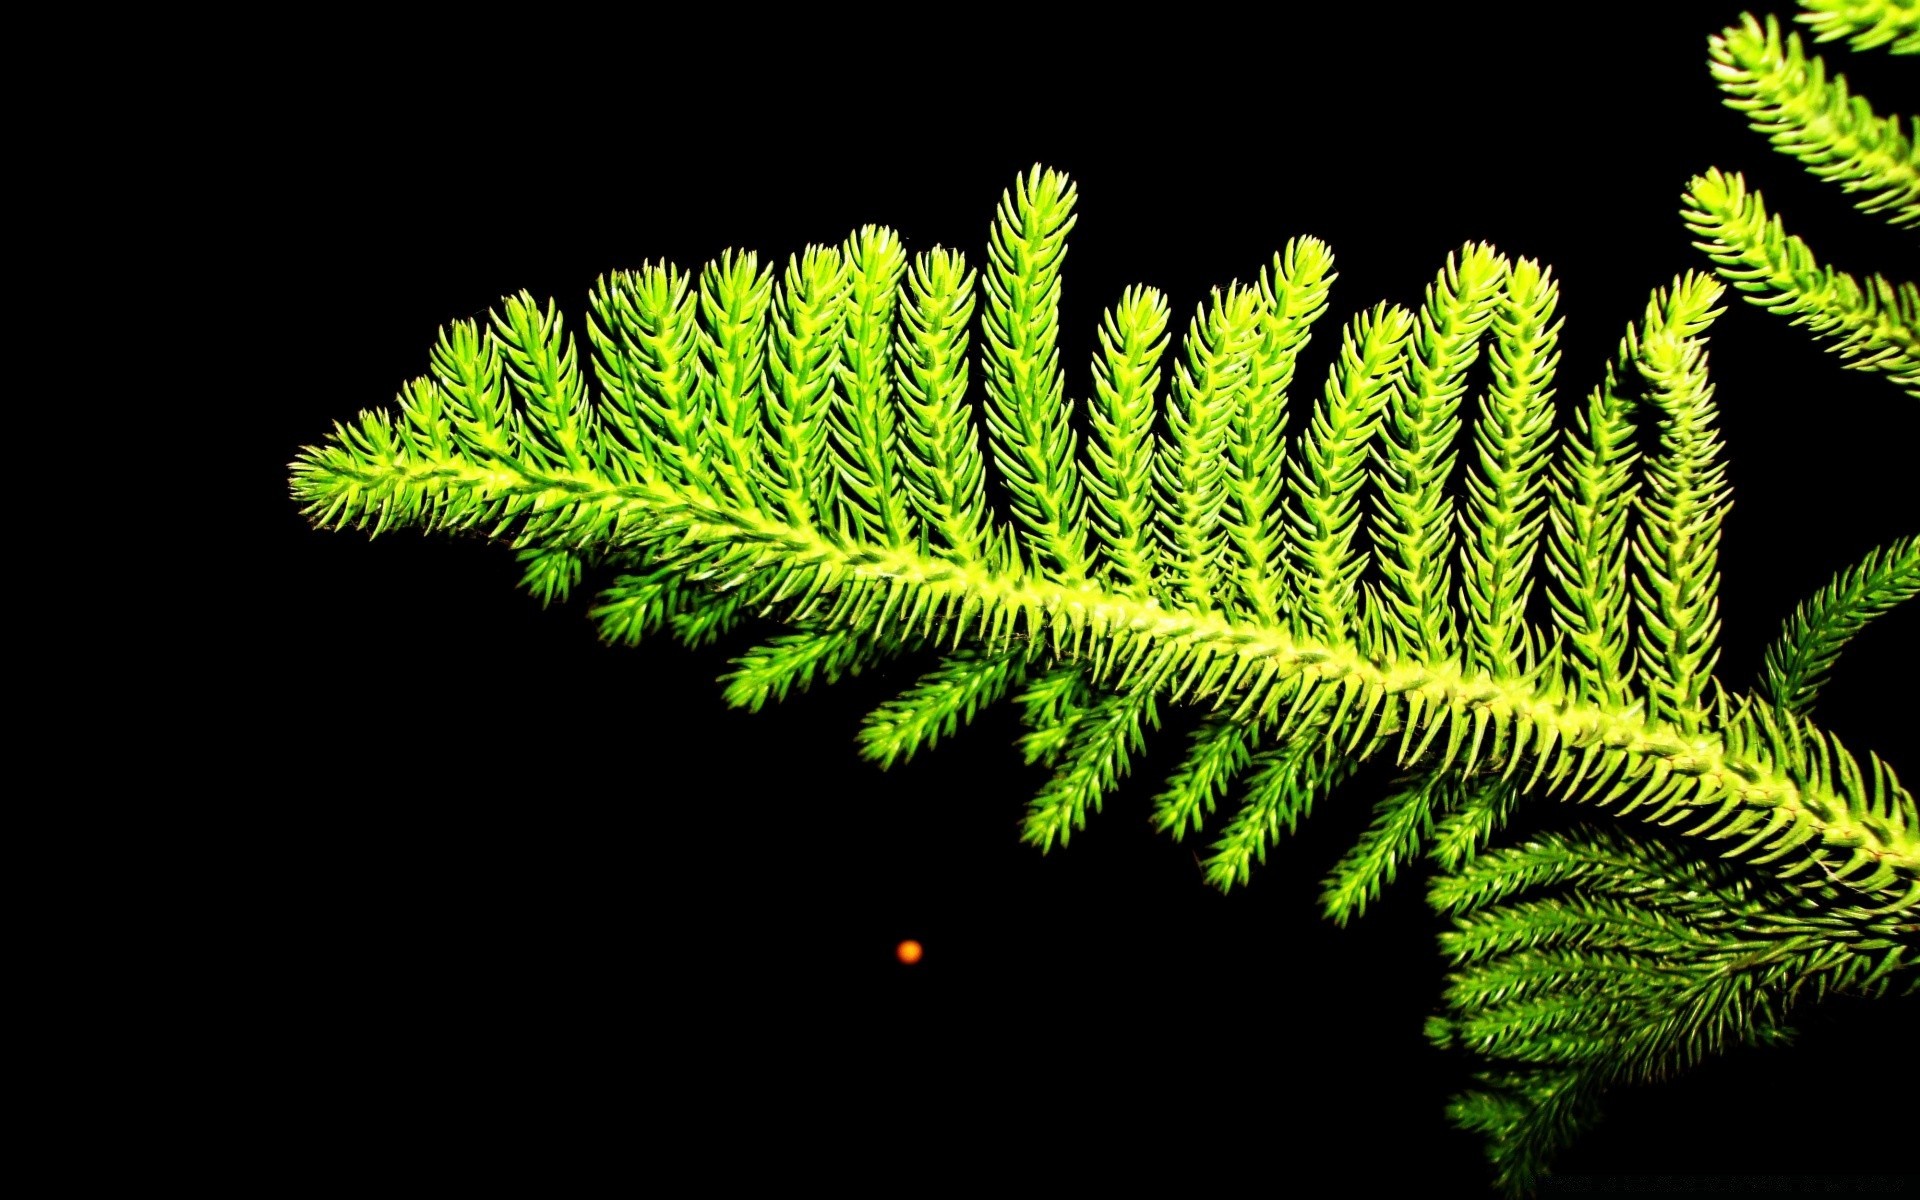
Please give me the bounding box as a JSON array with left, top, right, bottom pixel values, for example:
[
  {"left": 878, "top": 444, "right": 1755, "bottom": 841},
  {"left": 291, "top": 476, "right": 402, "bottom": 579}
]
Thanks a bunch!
[{"left": 895, "top": 939, "right": 924, "bottom": 965}]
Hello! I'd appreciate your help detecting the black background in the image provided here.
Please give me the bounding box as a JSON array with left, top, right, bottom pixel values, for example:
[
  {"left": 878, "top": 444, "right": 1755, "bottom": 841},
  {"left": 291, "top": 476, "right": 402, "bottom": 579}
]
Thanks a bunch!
[{"left": 245, "top": 3, "right": 1917, "bottom": 1194}]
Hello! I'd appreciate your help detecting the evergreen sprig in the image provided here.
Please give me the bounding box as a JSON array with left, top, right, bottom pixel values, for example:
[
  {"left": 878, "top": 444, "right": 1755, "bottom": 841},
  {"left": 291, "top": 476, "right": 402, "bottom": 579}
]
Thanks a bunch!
[
  {"left": 1688, "top": 0, "right": 1919, "bottom": 399},
  {"left": 1684, "top": 167, "right": 1920, "bottom": 397},
  {"left": 292, "top": 19, "right": 1918, "bottom": 1181},
  {"left": 1428, "top": 11, "right": 1918, "bottom": 1179},
  {"left": 1794, "top": 0, "right": 1920, "bottom": 59},
  {"left": 1759, "top": 534, "right": 1920, "bottom": 713},
  {"left": 293, "top": 167, "right": 1917, "bottom": 911},
  {"left": 1711, "top": 12, "right": 1919, "bottom": 227}
]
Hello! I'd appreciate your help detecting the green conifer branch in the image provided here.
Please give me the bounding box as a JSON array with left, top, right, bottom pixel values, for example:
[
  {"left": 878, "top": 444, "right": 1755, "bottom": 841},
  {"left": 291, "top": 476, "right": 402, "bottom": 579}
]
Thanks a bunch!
[
  {"left": 1022, "top": 680, "right": 1163, "bottom": 850},
  {"left": 1370, "top": 244, "right": 1507, "bottom": 663},
  {"left": 1156, "top": 283, "right": 1266, "bottom": 613},
  {"left": 1205, "top": 724, "right": 1355, "bottom": 891},
  {"left": 1794, "top": 0, "right": 1920, "bottom": 59},
  {"left": 1085, "top": 286, "right": 1170, "bottom": 602},
  {"left": 1759, "top": 534, "right": 1920, "bottom": 714},
  {"left": 1226, "top": 241, "right": 1335, "bottom": 622},
  {"left": 1682, "top": 168, "right": 1920, "bottom": 397},
  {"left": 1542, "top": 322, "right": 1641, "bottom": 711},
  {"left": 1711, "top": 12, "right": 1920, "bottom": 227},
  {"left": 516, "top": 546, "right": 583, "bottom": 607},
  {"left": 1462, "top": 258, "right": 1560, "bottom": 682},
  {"left": 856, "top": 647, "right": 1030, "bottom": 769},
  {"left": 1625, "top": 274, "right": 1733, "bottom": 736},
  {"left": 762, "top": 246, "right": 850, "bottom": 529},
  {"left": 1427, "top": 822, "right": 1914, "bottom": 1195},
  {"left": 830, "top": 226, "right": 914, "bottom": 547},
  {"left": 293, "top": 133, "right": 1920, "bottom": 1194},
  {"left": 981, "top": 166, "right": 1089, "bottom": 586},
  {"left": 598, "top": 554, "right": 753, "bottom": 645},
  {"left": 1323, "top": 771, "right": 1459, "bottom": 924},
  {"left": 1283, "top": 303, "right": 1413, "bottom": 648},
  {"left": 893, "top": 248, "right": 992, "bottom": 568},
  {"left": 290, "top": 225, "right": 1920, "bottom": 910},
  {"left": 693, "top": 250, "right": 777, "bottom": 512},
  {"left": 1151, "top": 712, "right": 1257, "bottom": 840},
  {"left": 720, "top": 627, "right": 878, "bottom": 713},
  {"left": 585, "top": 265, "right": 709, "bottom": 497}
]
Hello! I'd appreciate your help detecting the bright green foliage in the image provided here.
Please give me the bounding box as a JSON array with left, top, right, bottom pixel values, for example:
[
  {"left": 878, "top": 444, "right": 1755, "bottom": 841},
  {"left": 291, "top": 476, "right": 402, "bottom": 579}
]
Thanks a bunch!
[
  {"left": 1371, "top": 244, "right": 1507, "bottom": 665},
  {"left": 982, "top": 166, "right": 1088, "bottom": 587},
  {"left": 496, "top": 294, "right": 599, "bottom": 479},
  {"left": 1151, "top": 713, "right": 1256, "bottom": 840},
  {"left": 763, "top": 246, "right": 850, "bottom": 528},
  {"left": 516, "top": 546, "right": 583, "bottom": 607},
  {"left": 1016, "top": 662, "right": 1096, "bottom": 767},
  {"left": 693, "top": 250, "right": 777, "bottom": 512},
  {"left": 1021, "top": 679, "right": 1162, "bottom": 851},
  {"left": 1688, "top": 0, "right": 1919, "bottom": 399},
  {"left": 591, "top": 564, "right": 742, "bottom": 649},
  {"left": 1684, "top": 168, "right": 1920, "bottom": 397},
  {"left": 1427, "top": 827, "right": 1913, "bottom": 1196},
  {"left": 1157, "top": 283, "right": 1267, "bottom": 613},
  {"left": 1462, "top": 258, "right": 1560, "bottom": 681},
  {"left": 830, "top": 227, "right": 913, "bottom": 549},
  {"left": 1795, "top": 0, "right": 1920, "bottom": 53},
  {"left": 1759, "top": 535, "right": 1920, "bottom": 713},
  {"left": 894, "top": 247, "right": 992, "bottom": 568},
  {"left": 1323, "top": 771, "right": 1459, "bottom": 924},
  {"left": 1626, "top": 274, "right": 1732, "bottom": 736},
  {"left": 1712, "top": 12, "right": 1919, "bottom": 226},
  {"left": 291, "top": 135, "right": 1918, "bottom": 1193},
  {"left": 1085, "top": 286, "right": 1170, "bottom": 601},
  {"left": 857, "top": 648, "right": 1028, "bottom": 768},
  {"left": 1433, "top": 19, "right": 1920, "bottom": 1176},
  {"left": 1205, "top": 721, "right": 1356, "bottom": 891},
  {"left": 1430, "top": 779, "right": 1525, "bottom": 872},
  {"left": 1283, "top": 302, "right": 1413, "bottom": 649},
  {"left": 721, "top": 626, "right": 875, "bottom": 713},
  {"left": 588, "top": 264, "right": 705, "bottom": 497},
  {"left": 1542, "top": 313, "right": 1641, "bottom": 711},
  {"left": 1229, "top": 242, "right": 1335, "bottom": 623}
]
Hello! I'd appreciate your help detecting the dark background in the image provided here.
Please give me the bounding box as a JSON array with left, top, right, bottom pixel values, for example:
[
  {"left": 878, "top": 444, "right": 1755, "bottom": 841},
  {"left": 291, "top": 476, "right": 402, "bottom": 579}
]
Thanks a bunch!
[{"left": 244, "top": 3, "right": 1917, "bottom": 1193}]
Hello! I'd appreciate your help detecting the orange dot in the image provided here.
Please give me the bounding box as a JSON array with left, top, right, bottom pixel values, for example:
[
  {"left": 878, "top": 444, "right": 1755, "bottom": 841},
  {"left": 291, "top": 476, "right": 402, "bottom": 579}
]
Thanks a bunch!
[{"left": 895, "top": 939, "right": 924, "bottom": 965}]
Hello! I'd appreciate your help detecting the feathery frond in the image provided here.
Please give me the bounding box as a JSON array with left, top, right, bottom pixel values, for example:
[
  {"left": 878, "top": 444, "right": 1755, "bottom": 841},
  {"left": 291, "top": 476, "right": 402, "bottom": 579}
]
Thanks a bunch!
[
  {"left": 857, "top": 648, "right": 1030, "bottom": 768},
  {"left": 831, "top": 226, "right": 914, "bottom": 547},
  {"left": 1461, "top": 258, "right": 1560, "bottom": 681},
  {"left": 1542, "top": 318, "right": 1641, "bottom": 710},
  {"left": 694, "top": 249, "right": 776, "bottom": 511},
  {"left": 982, "top": 166, "right": 1089, "bottom": 586},
  {"left": 1682, "top": 168, "right": 1920, "bottom": 398},
  {"left": 1794, "top": 0, "right": 1920, "bottom": 56},
  {"left": 1283, "top": 303, "right": 1413, "bottom": 648},
  {"left": 290, "top": 187, "right": 1920, "bottom": 907},
  {"left": 762, "top": 246, "right": 850, "bottom": 529},
  {"left": 1711, "top": 12, "right": 1920, "bottom": 227},
  {"left": 1152, "top": 713, "right": 1257, "bottom": 840},
  {"left": 1205, "top": 727, "right": 1356, "bottom": 891},
  {"left": 1759, "top": 535, "right": 1920, "bottom": 715},
  {"left": 1224, "top": 240, "right": 1335, "bottom": 622},
  {"left": 1156, "top": 282, "right": 1268, "bottom": 613},
  {"left": 1021, "top": 679, "right": 1162, "bottom": 850},
  {"left": 1323, "top": 770, "right": 1460, "bottom": 924},
  {"left": 516, "top": 546, "right": 584, "bottom": 607},
  {"left": 1428, "top": 823, "right": 1914, "bottom": 1196},
  {"left": 292, "top": 152, "right": 1920, "bottom": 1197},
  {"left": 1370, "top": 244, "right": 1507, "bottom": 662},
  {"left": 1625, "top": 273, "right": 1732, "bottom": 735},
  {"left": 894, "top": 247, "right": 992, "bottom": 567},
  {"left": 1085, "top": 286, "right": 1170, "bottom": 601}
]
